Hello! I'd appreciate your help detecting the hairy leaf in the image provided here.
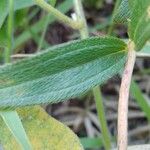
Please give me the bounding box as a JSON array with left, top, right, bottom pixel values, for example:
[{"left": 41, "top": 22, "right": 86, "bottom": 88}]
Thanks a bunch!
[
  {"left": 133, "top": 8, "right": 150, "bottom": 50},
  {"left": 113, "top": 0, "right": 150, "bottom": 50},
  {"left": 128, "top": 0, "right": 150, "bottom": 50},
  {"left": 113, "top": 0, "right": 130, "bottom": 24},
  {"left": 131, "top": 80, "right": 150, "bottom": 121},
  {"left": 0, "top": 106, "right": 83, "bottom": 149},
  {"left": 0, "top": 37, "right": 127, "bottom": 109}
]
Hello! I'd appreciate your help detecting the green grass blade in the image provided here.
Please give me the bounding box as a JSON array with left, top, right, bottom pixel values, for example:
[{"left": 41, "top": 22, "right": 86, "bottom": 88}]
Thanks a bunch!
[
  {"left": 93, "top": 87, "right": 111, "bottom": 149},
  {"left": 130, "top": 80, "right": 150, "bottom": 121},
  {"left": 80, "top": 137, "right": 103, "bottom": 149},
  {"left": 0, "top": 110, "right": 32, "bottom": 150},
  {"left": 14, "top": 0, "right": 73, "bottom": 51},
  {"left": 113, "top": 0, "right": 130, "bottom": 24},
  {"left": 37, "top": 0, "right": 57, "bottom": 51},
  {"left": 0, "top": 0, "right": 50, "bottom": 29},
  {"left": 0, "top": 0, "right": 8, "bottom": 29},
  {"left": 0, "top": 0, "right": 36, "bottom": 29}
]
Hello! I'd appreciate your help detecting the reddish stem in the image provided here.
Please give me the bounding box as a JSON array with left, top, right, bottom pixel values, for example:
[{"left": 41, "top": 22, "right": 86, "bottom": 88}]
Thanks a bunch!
[{"left": 118, "top": 41, "right": 136, "bottom": 150}]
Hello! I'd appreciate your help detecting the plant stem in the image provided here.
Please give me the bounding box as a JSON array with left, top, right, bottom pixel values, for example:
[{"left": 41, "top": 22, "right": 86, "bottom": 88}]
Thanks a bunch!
[
  {"left": 117, "top": 40, "right": 136, "bottom": 150},
  {"left": 74, "top": 0, "right": 111, "bottom": 149},
  {"left": 35, "top": 0, "right": 84, "bottom": 30}
]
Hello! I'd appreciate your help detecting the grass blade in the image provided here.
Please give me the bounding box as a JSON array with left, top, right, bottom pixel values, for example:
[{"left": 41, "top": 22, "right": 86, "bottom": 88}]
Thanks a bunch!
[
  {"left": 80, "top": 137, "right": 103, "bottom": 149},
  {"left": 93, "top": 87, "right": 111, "bottom": 149},
  {"left": 14, "top": 0, "right": 74, "bottom": 50},
  {"left": 0, "top": 111, "right": 32, "bottom": 150},
  {"left": 130, "top": 80, "right": 150, "bottom": 121}
]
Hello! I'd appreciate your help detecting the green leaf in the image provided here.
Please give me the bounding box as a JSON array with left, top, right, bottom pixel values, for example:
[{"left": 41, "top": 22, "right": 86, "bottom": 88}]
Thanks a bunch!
[
  {"left": 0, "top": 37, "right": 127, "bottom": 109},
  {"left": 50, "top": 0, "right": 57, "bottom": 6},
  {"left": 137, "top": 42, "right": 150, "bottom": 57},
  {"left": 0, "top": 110, "right": 32, "bottom": 150},
  {"left": 14, "top": 0, "right": 35, "bottom": 9},
  {"left": 0, "top": 0, "right": 35, "bottom": 29},
  {"left": 14, "top": 9, "right": 28, "bottom": 28},
  {"left": 0, "top": 0, "right": 56, "bottom": 29},
  {"left": 80, "top": 137, "right": 103, "bottom": 149},
  {"left": 132, "top": 10, "right": 150, "bottom": 50},
  {"left": 113, "top": 0, "right": 130, "bottom": 24},
  {"left": 0, "top": 25, "right": 8, "bottom": 48},
  {"left": 0, "top": 106, "right": 83, "bottom": 149},
  {"left": 14, "top": 0, "right": 73, "bottom": 50},
  {"left": 128, "top": 0, "right": 150, "bottom": 50},
  {"left": 0, "top": 0, "right": 8, "bottom": 30}
]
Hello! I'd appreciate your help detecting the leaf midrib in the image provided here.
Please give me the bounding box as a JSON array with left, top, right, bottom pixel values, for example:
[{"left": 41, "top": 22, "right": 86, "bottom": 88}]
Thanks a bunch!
[
  {"left": 0, "top": 44, "right": 126, "bottom": 88},
  {"left": 0, "top": 50, "right": 126, "bottom": 91}
]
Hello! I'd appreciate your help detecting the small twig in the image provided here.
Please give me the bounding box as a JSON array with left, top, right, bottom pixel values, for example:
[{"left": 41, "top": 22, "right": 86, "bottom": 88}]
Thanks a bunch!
[
  {"left": 107, "top": 112, "right": 145, "bottom": 121},
  {"left": 11, "top": 54, "right": 35, "bottom": 58},
  {"left": 93, "top": 87, "right": 111, "bottom": 150},
  {"left": 118, "top": 40, "right": 136, "bottom": 150},
  {"left": 128, "top": 125, "right": 150, "bottom": 137},
  {"left": 84, "top": 117, "right": 95, "bottom": 138}
]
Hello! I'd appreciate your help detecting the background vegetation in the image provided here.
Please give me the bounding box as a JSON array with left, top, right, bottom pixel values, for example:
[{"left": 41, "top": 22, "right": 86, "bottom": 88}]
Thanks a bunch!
[{"left": 0, "top": 0, "right": 150, "bottom": 149}]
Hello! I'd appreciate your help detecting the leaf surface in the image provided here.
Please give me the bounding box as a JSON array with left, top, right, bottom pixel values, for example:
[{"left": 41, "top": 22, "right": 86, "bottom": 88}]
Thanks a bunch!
[
  {"left": 113, "top": 0, "right": 130, "bottom": 24},
  {"left": 0, "top": 106, "right": 83, "bottom": 150},
  {"left": 0, "top": 0, "right": 8, "bottom": 29},
  {"left": 0, "top": 25, "right": 8, "bottom": 48},
  {"left": 128, "top": 0, "right": 150, "bottom": 50},
  {"left": 113, "top": 0, "right": 150, "bottom": 50},
  {"left": 0, "top": 37, "right": 127, "bottom": 109}
]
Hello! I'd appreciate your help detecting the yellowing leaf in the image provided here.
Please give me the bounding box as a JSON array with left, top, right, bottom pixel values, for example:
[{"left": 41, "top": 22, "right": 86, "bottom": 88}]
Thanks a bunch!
[{"left": 0, "top": 106, "right": 83, "bottom": 150}]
